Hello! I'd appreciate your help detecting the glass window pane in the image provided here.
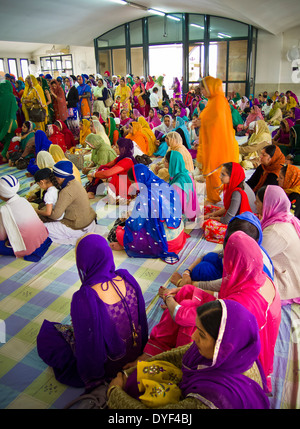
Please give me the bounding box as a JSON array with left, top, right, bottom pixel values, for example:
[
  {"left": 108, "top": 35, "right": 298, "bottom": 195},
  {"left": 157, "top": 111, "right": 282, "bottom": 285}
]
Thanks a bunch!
[
  {"left": 189, "top": 44, "right": 204, "bottom": 82},
  {"left": 209, "top": 41, "right": 227, "bottom": 81},
  {"left": 149, "top": 44, "right": 182, "bottom": 97},
  {"left": 227, "top": 82, "right": 246, "bottom": 97},
  {"left": 228, "top": 40, "right": 247, "bottom": 81},
  {"left": 129, "top": 20, "right": 143, "bottom": 45},
  {"left": 209, "top": 16, "right": 248, "bottom": 39},
  {"left": 8, "top": 59, "right": 17, "bottom": 77},
  {"left": 148, "top": 14, "right": 182, "bottom": 44},
  {"left": 189, "top": 15, "right": 205, "bottom": 40},
  {"left": 112, "top": 48, "right": 126, "bottom": 76},
  {"left": 98, "top": 25, "right": 125, "bottom": 47},
  {"left": 0, "top": 58, "right": 4, "bottom": 73},
  {"left": 20, "top": 59, "right": 29, "bottom": 78},
  {"left": 131, "top": 47, "right": 143, "bottom": 77},
  {"left": 99, "top": 50, "right": 111, "bottom": 76},
  {"left": 56, "top": 60, "right": 62, "bottom": 70}
]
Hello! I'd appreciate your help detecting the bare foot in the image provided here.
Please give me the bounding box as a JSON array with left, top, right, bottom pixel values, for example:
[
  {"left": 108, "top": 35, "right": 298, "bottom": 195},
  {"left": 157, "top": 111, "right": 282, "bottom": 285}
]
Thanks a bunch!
[{"left": 109, "top": 242, "right": 124, "bottom": 251}]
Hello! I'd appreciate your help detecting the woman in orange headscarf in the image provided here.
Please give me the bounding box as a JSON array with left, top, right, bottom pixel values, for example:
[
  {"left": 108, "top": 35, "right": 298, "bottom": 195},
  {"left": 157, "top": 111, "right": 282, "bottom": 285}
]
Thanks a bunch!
[
  {"left": 125, "top": 121, "right": 149, "bottom": 154},
  {"left": 196, "top": 76, "right": 239, "bottom": 203},
  {"left": 278, "top": 164, "right": 300, "bottom": 219}
]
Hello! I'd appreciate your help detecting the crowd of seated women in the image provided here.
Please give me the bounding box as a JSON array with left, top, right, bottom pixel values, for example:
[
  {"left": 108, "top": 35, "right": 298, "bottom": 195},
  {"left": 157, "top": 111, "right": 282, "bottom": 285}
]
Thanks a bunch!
[{"left": 0, "top": 71, "right": 300, "bottom": 409}]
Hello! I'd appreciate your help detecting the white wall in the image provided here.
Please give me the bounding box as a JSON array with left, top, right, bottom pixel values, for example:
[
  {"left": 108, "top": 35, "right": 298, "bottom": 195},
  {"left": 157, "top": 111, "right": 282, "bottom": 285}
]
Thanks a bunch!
[
  {"left": 0, "top": 43, "right": 96, "bottom": 77},
  {"left": 256, "top": 26, "right": 300, "bottom": 98}
]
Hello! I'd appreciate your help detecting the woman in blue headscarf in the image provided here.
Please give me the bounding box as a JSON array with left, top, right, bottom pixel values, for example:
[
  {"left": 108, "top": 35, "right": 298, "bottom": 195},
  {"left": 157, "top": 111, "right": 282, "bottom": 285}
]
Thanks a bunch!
[
  {"left": 110, "top": 164, "right": 189, "bottom": 264},
  {"left": 77, "top": 74, "right": 92, "bottom": 119},
  {"left": 170, "top": 211, "right": 274, "bottom": 289},
  {"left": 26, "top": 130, "right": 52, "bottom": 175},
  {"left": 153, "top": 116, "right": 191, "bottom": 157}
]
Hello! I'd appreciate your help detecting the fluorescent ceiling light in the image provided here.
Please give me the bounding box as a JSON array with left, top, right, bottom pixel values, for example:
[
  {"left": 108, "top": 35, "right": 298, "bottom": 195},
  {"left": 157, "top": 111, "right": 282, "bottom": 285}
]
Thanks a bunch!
[
  {"left": 109, "top": 0, "right": 127, "bottom": 4},
  {"left": 148, "top": 8, "right": 165, "bottom": 16},
  {"left": 167, "top": 15, "right": 180, "bottom": 21},
  {"left": 218, "top": 32, "right": 231, "bottom": 38},
  {"left": 190, "top": 23, "right": 204, "bottom": 29}
]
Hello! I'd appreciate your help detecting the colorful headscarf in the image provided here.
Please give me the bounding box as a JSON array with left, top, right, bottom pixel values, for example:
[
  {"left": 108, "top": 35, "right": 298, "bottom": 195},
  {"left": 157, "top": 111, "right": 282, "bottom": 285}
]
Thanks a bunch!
[
  {"left": 282, "top": 164, "right": 300, "bottom": 195},
  {"left": 253, "top": 146, "right": 285, "bottom": 193},
  {"left": 180, "top": 299, "right": 269, "bottom": 409},
  {"left": 0, "top": 81, "right": 18, "bottom": 141},
  {"left": 223, "top": 163, "right": 252, "bottom": 213},
  {"left": 168, "top": 151, "right": 194, "bottom": 201},
  {"left": 260, "top": 185, "right": 300, "bottom": 238},
  {"left": 123, "top": 164, "right": 182, "bottom": 263},
  {"left": 34, "top": 130, "right": 52, "bottom": 154}
]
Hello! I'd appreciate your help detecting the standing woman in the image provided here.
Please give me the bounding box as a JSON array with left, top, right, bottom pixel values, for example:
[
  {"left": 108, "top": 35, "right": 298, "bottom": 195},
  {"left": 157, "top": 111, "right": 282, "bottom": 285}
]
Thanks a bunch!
[
  {"left": 114, "top": 77, "right": 131, "bottom": 115},
  {"left": 50, "top": 79, "right": 68, "bottom": 123},
  {"left": 172, "top": 77, "right": 181, "bottom": 101},
  {"left": 93, "top": 78, "right": 110, "bottom": 122},
  {"left": 38, "top": 77, "right": 54, "bottom": 124},
  {"left": 196, "top": 76, "right": 239, "bottom": 203},
  {"left": 77, "top": 75, "right": 92, "bottom": 119},
  {"left": 0, "top": 80, "right": 18, "bottom": 163},
  {"left": 131, "top": 76, "right": 146, "bottom": 117},
  {"left": 64, "top": 77, "right": 80, "bottom": 139},
  {"left": 21, "top": 75, "right": 48, "bottom": 131}
]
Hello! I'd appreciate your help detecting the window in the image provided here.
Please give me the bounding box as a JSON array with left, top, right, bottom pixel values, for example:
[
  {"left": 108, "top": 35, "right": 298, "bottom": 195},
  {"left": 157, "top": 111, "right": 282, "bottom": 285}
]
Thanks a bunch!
[
  {"left": 209, "top": 41, "right": 227, "bottom": 81},
  {"left": 99, "top": 50, "right": 112, "bottom": 76},
  {"left": 148, "top": 14, "right": 182, "bottom": 44},
  {"left": 131, "top": 47, "right": 144, "bottom": 77},
  {"left": 112, "top": 48, "right": 126, "bottom": 76},
  {"left": 209, "top": 16, "right": 248, "bottom": 39},
  {"left": 189, "top": 15, "right": 205, "bottom": 41},
  {"left": 8, "top": 58, "right": 18, "bottom": 77},
  {"left": 98, "top": 25, "right": 125, "bottom": 47},
  {"left": 129, "top": 20, "right": 143, "bottom": 45},
  {"left": 0, "top": 58, "right": 4, "bottom": 73},
  {"left": 20, "top": 59, "right": 30, "bottom": 78},
  {"left": 228, "top": 40, "right": 247, "bottom": 81},
  {"left": 189, "top": 44, "right": 204, "bottom": 82}
]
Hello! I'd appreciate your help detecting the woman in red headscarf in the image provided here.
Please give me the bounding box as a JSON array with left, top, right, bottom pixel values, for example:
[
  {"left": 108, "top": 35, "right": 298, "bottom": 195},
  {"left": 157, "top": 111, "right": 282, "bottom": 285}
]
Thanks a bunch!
[
  {"left": 46, "top": 124, "right": 67, "bottom": 153},
  {"left": 55, "top": 120, "right": 76, "bottom": 150},
  {"left": 202, "top": 162, "right": 253, "bottom": 243}
]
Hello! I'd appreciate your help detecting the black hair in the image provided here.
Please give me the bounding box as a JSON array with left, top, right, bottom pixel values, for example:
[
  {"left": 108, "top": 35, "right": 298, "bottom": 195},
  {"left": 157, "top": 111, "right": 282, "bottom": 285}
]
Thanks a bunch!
[
  {"left": 34, "top": 168, "right": 61, "bottom": 190},
  {"left": 23, "top": 121, "right": 32, "bottom": 131},
  {"left": 165, "top": 151, "right": 171, "bottom": 162},
  {"left": 92, "top": 111, "right": 100, "bottom": 118},
  {"left": 127, "top": 167, "right": 134, "bottom": 182},
  {"left": 223, "top": 162, "right": 244, "bottom": 189},
  {"left": 280, "top": 165, "right": 288, "bottom": 177},
  {"left": 153, "top": 87, "right": 158, "bottom": 92},
  {"left": 257, "top": 185, "right": 267, "bottom": 203},
  {"left": 223, "top": 217, "right": 260, "bottom": 248},
  {"left": 196, "top": 301, "right": 222, "bottom": 341},
  {"left": 263, "top": 144, "right": 276, "bottom": 158}
]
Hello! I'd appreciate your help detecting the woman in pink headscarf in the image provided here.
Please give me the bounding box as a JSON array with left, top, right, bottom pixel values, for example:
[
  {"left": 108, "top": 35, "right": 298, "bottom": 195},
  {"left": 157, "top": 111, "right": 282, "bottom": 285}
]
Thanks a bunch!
[
  {"left": 256, "top": 184, "right": 300, "bottom": 302},
  {"left": 145, "top": 76, "right": 155, "bottom": 92},
  {"left": 245, "top": 105, "right": 264, "bottom": 128},
  {"left": 127, "top": 231, "right": 281, "bottom": 393},
  {"left": 146, "top": 107, "right": 161, "bottom": 130}
]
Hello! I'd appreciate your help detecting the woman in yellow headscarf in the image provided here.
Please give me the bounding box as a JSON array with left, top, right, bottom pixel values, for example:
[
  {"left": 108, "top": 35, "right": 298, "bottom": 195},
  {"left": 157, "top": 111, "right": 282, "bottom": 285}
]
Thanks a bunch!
[
  {"left": 196, "top": 76, "right": 239, "bottom": 203},
  {"left": 79, "top": 118, "right": 91, "bottom": 147},
  {"left": 21, "top": 75, "right": 48, "bottom": 131},
  {"left": 49, "top": 144, "right": 82, "bottom": 183},
  {"left": 137, "top": 116, "right": 157, "bottom": 156}
]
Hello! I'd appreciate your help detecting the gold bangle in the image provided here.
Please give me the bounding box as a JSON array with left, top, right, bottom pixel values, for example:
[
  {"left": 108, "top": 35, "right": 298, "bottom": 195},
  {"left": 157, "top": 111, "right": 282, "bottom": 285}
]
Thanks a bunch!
[
  {"left": 176, "top": 278, "right": 182, "bottom": 287},
  {"left": 107, "top": 385, "right": 118, "bottom": 399}
]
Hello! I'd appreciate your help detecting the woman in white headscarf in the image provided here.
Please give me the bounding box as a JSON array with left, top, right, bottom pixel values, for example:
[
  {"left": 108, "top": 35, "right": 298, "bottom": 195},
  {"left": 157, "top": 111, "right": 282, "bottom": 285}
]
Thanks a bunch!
[
  {"left": 0, "top": 174, "right": 51, "bottom": 261},
  {"left": 91, "top": 118, "right": 111, "bottom": 146}
]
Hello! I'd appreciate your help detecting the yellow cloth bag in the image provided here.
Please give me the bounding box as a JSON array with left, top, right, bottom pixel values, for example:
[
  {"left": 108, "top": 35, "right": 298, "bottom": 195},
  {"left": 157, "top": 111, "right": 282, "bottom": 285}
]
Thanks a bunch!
[{"left": 137, "top": 360, "right": 182, "bottom": 408}]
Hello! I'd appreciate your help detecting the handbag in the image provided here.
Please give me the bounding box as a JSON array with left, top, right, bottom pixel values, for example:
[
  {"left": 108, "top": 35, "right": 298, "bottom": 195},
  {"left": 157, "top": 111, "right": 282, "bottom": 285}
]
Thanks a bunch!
[
  {"left": 104, "top": 88, "right": 114, "bottom": 107},
  {"left": 28, "top": 106, "right": 46, "bottom": 122},
  {"left": 63, "top": 382, "right": 109, "bottom": 409}
]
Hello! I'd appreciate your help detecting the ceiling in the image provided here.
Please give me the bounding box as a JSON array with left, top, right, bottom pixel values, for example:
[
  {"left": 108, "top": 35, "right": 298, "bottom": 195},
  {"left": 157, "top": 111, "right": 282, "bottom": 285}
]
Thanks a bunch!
[{"left": 0, "top": 0, "right": 300, "bottom": 53}]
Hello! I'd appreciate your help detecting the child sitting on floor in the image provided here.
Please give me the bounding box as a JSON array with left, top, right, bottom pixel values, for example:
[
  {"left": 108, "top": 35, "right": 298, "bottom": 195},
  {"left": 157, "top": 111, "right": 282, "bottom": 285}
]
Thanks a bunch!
[{"left": 34, "top": 168, "right": 64, "bottom": 220}]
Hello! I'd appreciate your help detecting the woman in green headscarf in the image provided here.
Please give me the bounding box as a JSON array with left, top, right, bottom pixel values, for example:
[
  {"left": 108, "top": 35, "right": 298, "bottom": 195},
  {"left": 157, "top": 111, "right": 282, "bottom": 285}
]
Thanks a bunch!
[
  {"left": 105, "top": 116, "right": 119, "bottom": 145},
  {"left": 82, "top": 133, "right": 117, "bottom": 175},
  {"left": 165, "top": 150, "right": 200, "bottom": 221},
  {"left": 0, "top": 80, "right": 18, "bottom": 161},
  {"left": 229, "top": 103, "right": 244, "bottom": 128},
  {"left": 266, "top": 101, "right": 283, "bottom": 126},
  {"left": 126, "top": 75, "right": 134, "bottom": 89}
]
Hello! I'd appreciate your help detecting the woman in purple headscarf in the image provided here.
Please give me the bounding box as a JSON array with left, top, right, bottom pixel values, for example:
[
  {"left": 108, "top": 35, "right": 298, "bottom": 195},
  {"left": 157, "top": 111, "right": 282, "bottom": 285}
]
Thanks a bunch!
[
  {"left": 36, "top": 233, "right": 148, "bottom": 392},
  {"left": 106, "top": 299, "right": 270, "bottom": 409}
]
